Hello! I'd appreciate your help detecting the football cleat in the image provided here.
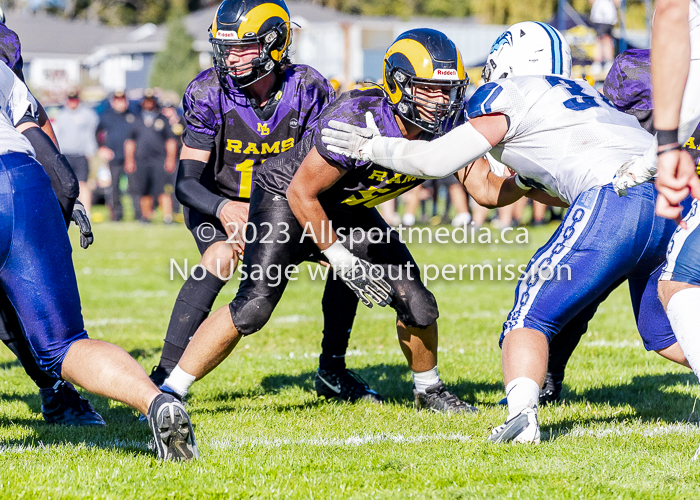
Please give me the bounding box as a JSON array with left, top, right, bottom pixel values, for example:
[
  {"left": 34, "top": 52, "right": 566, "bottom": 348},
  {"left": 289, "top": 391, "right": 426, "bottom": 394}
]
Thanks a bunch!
[
  {"left": 414, "top": 381, "right": 478, "bottom": 414},
  {"left": 315, "top": 368, "right": 383, "bottom": 404},
  {"left": 139, "top": 384, "right": 185, "bottom": 423},
  {"left": 147, "top": 393, "right": 198, "bottom": 461},
  {"left": 149, "top": 365, "right": 170, "bottom": 387},
  {"left": 40, "top": 381, "right": 106, "bottom": 426},
  {"left": 488, "top": 401, "right": 540, "bottom": 444},
  {"left": 539, "top": 371, "right": 564, "bottom": 405}
]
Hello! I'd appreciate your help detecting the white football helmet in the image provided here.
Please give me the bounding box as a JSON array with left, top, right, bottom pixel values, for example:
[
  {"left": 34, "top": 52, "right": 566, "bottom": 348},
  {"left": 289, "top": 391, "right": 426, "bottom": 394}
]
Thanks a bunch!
[{"left": 482, "top": 21, "right": 572, "bottom": 82}]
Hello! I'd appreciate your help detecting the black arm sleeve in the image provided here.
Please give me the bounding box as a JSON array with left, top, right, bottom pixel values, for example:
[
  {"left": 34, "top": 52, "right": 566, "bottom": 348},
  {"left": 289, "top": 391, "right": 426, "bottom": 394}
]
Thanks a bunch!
[
  {"left": 176, "top": 158, "right": 228, "bottom": 217},
  {"left": 22, "top": 125, "right": 79, "bottom": 227}
]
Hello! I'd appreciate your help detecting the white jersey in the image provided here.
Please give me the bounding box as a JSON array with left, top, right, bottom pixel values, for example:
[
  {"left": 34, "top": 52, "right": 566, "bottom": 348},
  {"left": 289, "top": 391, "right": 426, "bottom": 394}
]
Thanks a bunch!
[
  {"left": 467, "top": 75, "right": 653, "bottom": 204},
  {"left": 0, "top": 63, "right": 37, "bottom": 157}
]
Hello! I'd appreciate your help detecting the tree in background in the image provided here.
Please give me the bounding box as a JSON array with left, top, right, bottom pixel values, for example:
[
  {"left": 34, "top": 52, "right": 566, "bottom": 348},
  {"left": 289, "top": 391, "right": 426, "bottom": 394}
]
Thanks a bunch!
[{"left": 149, "top": 0, "right": 201, "bottom": 97}]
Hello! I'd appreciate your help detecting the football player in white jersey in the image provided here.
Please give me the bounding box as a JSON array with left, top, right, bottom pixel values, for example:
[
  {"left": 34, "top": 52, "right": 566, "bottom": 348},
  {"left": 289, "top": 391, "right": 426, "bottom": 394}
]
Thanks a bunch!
[
  {"left": 321, "top": 21, "right": 690, "bottom": 444},
  {"left": 0, "top": 63, "right": 198, "bottom": 461}
]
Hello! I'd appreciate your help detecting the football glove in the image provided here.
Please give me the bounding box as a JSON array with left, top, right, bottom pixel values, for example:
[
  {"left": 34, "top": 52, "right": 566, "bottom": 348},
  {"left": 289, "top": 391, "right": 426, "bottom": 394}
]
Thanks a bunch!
[
  {"left": 71, "top": 200, "right": 94, "bottom": 249},
  {"left": 321, "top": 112, "right": 380, "bottom": 162},
  {"left": 612, "top": 155, "right": 657, "bottom": 196},
  {"left": 323, "top": 240, "right": 393, "bottom": 308}
]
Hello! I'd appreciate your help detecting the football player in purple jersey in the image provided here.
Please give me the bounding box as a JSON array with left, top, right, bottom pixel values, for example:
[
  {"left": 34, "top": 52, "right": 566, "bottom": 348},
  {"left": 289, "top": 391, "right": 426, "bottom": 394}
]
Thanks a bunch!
[
  {"left": 160, "top": 29, "right": 482, "bottom": 414},
  {"left": 149, "top": 0, "right": 378, "bottom": 403}
]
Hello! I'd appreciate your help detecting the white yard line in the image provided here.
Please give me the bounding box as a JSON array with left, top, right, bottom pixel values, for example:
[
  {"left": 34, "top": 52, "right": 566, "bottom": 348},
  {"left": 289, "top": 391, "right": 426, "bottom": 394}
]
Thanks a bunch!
[
  {"left": 1, "top": 425, "right": 698, "bottom": 455},
  {"left": 0, "top": 439, "right": 150, "bottom": 455},
  {"left": 83, "top": 318, "right": 142, "bottom": 327},
  {"left": 556, "top": 422, "right": 700, "bottom": 439},
  {"left": 583, "top": 340, "right": 643, "bottom": 348},
  {"left": 209, "top": 433, "right": 472, "bottom": 449}
]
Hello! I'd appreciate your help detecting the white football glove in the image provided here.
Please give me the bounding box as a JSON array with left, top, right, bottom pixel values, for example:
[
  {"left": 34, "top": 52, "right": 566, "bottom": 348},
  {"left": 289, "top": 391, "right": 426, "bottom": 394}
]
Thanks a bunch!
[
  {"left": 612, "top": 155, "right": 657, "bottom": 196},
  {"left": 322, "top": 240, "right": 393, "bottom": 308},
  {"left": 321, "top": 112, "right": 380, "bottom": 161}
]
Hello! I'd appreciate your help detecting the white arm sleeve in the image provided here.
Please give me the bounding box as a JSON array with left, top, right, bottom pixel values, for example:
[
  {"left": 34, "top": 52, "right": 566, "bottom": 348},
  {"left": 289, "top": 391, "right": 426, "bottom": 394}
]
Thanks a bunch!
[{"left": 367, "top": 122, "right": 494, "bottom": 179}]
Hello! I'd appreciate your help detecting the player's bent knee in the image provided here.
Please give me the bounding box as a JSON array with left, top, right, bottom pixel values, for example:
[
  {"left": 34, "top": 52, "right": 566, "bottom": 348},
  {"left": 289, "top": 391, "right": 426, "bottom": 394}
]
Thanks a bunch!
[
  {"left": 655, "top": 342, "right": 690, "bottom": 368},
  {"left": 200, "top": 242, "right": 236, "bottom": 278},
  {"left": 658, "top": 281, "right": 700, "bottom": 310},
  {"left": 229, "top": 298, "right": 275, "bottom": 335},
  {"left": 41, "top": 330, "right": 90, "bottom": 380},
  {"left": 396, "top": 288, "right": 439, "bottom": 328}
]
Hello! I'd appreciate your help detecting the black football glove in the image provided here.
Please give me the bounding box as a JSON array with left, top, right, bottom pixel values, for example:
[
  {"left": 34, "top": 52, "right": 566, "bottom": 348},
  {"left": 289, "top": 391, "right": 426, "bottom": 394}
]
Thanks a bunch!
[
  {"left": 337, "top": 257, "right": 393, "bottom": 308},
  {"left": 71, "top": 200, "right": 94, "bottom": 249}
]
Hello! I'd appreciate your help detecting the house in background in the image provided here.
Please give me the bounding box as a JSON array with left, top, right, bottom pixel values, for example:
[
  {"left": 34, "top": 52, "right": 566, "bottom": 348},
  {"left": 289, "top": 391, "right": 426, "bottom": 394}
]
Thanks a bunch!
[{"left": 5, "top": 3, "right": 649, "bottom": 100}]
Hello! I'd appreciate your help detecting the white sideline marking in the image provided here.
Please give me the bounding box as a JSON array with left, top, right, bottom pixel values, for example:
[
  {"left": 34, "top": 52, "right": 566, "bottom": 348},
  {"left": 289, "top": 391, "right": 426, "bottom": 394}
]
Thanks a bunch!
[
  {"left": 583, "top": 340, "right": 642, "bottom": 348},
  {"left": 106, "top": 290, "right": 170, "bottom": 299},
  {"left": 0, "top": 439, "right": 149, "bottom": 455},
  {"left": 549, "top": 423, "right": 699, "bottom": 439},
  {"left": 271, "top": 315, "right": 313, "bottom": 324},
  {"left": 83, "top": 318, "right": 142, "bottom": 327},
  {"left": 209, "top": 433, "right": 472, "bottom": 449},
  {"left": 1, "top": 425, "right": 698, "bottom": 455}
]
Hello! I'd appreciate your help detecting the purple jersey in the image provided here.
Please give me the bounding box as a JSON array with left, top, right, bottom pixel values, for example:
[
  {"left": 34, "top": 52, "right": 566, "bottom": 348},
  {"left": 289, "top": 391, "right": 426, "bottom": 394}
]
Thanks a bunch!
[
  {"left": 0, "top": 23, "right": 24, "bottom": 80},
  {"left": 602, "top": 49, "right": 653, "bottom": 132},
  {"left": 256, "top": 88, "right": 427, "bottom": 208},
  {"left": 182, "top": 64, "right": 334, "bottom": 202},
  {"left": 602, "top": 48, "right": 700, "bottom": 167}
]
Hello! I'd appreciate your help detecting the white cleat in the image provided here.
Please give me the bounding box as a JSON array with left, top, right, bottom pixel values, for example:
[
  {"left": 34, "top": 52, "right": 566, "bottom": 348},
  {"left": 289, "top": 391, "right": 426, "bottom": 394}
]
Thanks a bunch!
[{"left": 488, "top": 401, "right": 540, "bottom": 444}]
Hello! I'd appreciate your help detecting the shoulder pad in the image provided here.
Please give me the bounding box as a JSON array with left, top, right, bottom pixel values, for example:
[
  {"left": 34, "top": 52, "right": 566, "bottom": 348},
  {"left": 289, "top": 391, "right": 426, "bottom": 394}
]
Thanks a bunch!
[{"left": 467, "top": 82, "right": 506, "bottom": 119}]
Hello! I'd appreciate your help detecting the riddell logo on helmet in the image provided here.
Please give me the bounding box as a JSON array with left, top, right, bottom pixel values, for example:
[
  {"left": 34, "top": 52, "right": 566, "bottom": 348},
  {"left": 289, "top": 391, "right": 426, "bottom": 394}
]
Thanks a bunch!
[
  {"left": 216, "top": 30, "right": 239, "bottom": 39},
  {"left": 432, "top": 68, "right": 459, "bottom": 80}
]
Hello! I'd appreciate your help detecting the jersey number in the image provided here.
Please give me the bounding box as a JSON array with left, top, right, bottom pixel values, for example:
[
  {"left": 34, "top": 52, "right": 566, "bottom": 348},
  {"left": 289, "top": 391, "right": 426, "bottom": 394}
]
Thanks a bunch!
[
  {"left": 235, "top": 160, "right": 255, "bottom": 198},
  {"left": 544, "top": 76, "right": 612, "bottom": 112},
  {"left": 234, "top": 158, "right": 269, "bottom": 198}
]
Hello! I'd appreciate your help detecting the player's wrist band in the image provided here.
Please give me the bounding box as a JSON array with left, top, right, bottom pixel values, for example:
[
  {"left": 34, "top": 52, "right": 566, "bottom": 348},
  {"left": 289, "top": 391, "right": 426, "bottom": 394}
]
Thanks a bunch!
[
  {"left": 322, "top": 240, "right": 355, "bottom": 270},
  {"left": 657, "top": 128, "right": 679, "bottom": 147},
  {"left": 215, "top": 198, "right": 229, "bottom": 218},
  {"left": 657, "top": 144, "right": 683, "bottom": 157},
  {"left": 514, "top": 174, "right": 532, "bottom": 191}
]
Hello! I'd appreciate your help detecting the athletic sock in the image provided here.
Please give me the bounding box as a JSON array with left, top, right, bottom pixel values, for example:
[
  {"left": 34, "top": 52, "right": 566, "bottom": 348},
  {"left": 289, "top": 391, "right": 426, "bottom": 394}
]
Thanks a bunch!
[
  {"left": 159, "top": 270, "right": 227, "bottom": 372},
  {"left": 413, "top": 366, "right": 440, "bottom": 393},
  {"left": 666, "top": 287, "right": 700, "bottom": 382},
  {"left": 505, "top": 377, "right": 540, "bottom": 418},
  {"left": 319, "top": 276, "right": 357, "bottom": 372},
  {"left": 162, "top": 365, "right": 196, "bottom": 399}
]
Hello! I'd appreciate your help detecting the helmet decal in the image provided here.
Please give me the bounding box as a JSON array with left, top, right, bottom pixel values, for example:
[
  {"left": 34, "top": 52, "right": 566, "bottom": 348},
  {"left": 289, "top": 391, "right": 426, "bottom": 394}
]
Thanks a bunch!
[
  {"left": 385, "top": 38, "right": 434, "bottom": 79},
  {"left": 490, "top": 31, "right": 513, "bottom": 54},
  {"left": 534, "top": 22, "right": 564, "bottom": 76}
]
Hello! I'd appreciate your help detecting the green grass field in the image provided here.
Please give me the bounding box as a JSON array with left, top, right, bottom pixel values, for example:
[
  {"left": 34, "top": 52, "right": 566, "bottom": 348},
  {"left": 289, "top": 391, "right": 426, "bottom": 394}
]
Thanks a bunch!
[{"left": 2, "top": 219, "right": 700, "bottom": 499}]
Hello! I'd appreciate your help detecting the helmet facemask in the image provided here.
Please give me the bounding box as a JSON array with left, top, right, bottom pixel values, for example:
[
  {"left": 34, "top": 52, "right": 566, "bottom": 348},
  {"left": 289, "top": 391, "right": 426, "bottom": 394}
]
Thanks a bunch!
[
  {"left": 388, "top": 66, "right": 468, "bottom": 135},
  {"left": 210, "top": 22, "right": 290, "bottom": 89}
]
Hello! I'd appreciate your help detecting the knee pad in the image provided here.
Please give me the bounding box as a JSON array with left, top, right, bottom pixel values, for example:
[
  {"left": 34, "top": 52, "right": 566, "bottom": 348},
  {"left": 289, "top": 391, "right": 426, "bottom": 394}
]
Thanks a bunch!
[
  {"left": 229, "top": 297, "right": 275, "bottom": 335},
  {"left": 394, "top": 285, "right": 439, "bottom": 328}
]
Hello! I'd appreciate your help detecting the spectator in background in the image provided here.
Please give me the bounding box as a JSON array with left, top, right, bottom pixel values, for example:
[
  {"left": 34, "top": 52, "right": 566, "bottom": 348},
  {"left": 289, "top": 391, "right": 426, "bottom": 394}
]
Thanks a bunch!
[
  {"left": 590, "top": 0, "right": 620, "bottom": 74},
  {"left": 96, "top": 90, "right": 134, "bottom": 221},
  {"left": 53, "top": 90, "right": 99, "bottom": 216},
  {"left": 160, "top": 100, "right": 186, "bottom": 220},
  {"left": 124, "top": 90, "right": 178, "bottom": 224}
]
